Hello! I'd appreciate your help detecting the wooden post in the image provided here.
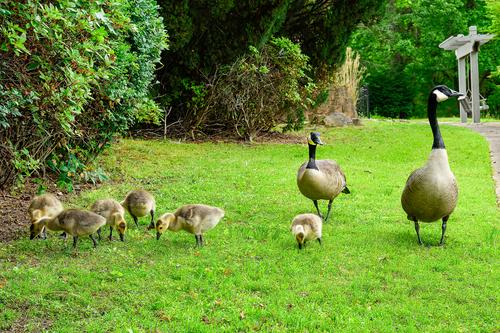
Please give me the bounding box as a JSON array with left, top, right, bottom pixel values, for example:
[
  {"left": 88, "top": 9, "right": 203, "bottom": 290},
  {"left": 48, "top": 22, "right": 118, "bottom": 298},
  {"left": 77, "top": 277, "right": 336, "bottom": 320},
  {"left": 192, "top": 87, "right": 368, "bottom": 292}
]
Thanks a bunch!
[
  {"left": 470, "top": 41, "right": 480, "bottom": 123},
  {"left": 457, "top": 57, "right": 467, "bottom": 123}
]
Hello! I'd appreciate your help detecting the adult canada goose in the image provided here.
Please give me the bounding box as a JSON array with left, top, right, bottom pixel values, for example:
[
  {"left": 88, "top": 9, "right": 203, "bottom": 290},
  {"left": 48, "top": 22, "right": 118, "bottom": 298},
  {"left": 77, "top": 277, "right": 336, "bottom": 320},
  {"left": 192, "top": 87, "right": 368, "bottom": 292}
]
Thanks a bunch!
[
  {"left": 401, "top": 85, "right": 463, "bottom": 245},
  {"left": 291, "top": 213, "right": 322, "bottom": 250},
  {"left": 30, "top": 209, "right": 106, "bottom": 249},
  {"left": 28, "top": 193, "right": 63, "bottom": 239},
  {"left": 155, "top": 204, "right": 224, "bottom": 246},
  {"left": 91, "top": 199, "right": 127, "bottom": 241},
  {"left": 297, "top": 132, "right": 350, "bottom": 222},
  {"left": 121, "top": 190, "right": 155, "bottom": 229}
]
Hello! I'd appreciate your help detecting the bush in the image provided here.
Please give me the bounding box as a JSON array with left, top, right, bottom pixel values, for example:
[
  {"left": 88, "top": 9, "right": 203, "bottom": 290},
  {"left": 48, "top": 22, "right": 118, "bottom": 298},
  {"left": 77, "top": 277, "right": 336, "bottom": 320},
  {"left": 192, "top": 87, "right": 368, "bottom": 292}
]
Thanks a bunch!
[
  {"left": 190, "top": 37, "right": 313, "bottom": 141},
  {"left": 0, "top": 0, "right": 167, "bottom": 189},
  {"left": 366, "top": 70, "right": 417, "bottom": 119}
]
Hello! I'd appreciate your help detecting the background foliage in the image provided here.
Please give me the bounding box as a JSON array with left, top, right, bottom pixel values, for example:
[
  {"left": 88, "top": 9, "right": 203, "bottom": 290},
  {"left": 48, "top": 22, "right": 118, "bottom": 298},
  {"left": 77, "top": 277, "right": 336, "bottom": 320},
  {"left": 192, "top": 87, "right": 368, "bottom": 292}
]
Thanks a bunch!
[
  {"left": 350, "top": 0, "right": 500, "bottom": 118},
  {"left": 0, "top": 0, "right": 167, "bottom": 189},
  {"left": 156, "top": 0, "right": 384, "bottom": 136}
]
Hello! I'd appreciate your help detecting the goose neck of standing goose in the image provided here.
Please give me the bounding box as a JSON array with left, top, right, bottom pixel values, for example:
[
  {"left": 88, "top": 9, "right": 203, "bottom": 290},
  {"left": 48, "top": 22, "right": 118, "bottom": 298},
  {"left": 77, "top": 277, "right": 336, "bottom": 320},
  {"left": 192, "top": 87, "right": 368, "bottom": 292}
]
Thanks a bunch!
[
  {"left": 428, "top": 93, "right": 445, "bottom": 150},
  {"left": 306, "top": 143, "right": 319, "bottom": 170}
]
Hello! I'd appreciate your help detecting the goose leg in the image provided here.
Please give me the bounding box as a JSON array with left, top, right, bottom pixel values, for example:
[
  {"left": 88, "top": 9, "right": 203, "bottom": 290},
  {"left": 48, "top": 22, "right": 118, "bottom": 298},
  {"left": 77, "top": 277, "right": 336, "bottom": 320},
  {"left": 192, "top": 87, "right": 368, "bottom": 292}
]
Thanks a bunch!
[
  {"left": 324, "top": 199, "right": 333, "bottom": 222},
  {"left": 97, "top": 227, "right": 102, "bottom": 241},
  {"left": 72, "top": 236, "right": 78, "bottom": 249},
  {"left": 108, "top": 226, "right": 113, "bottom": 241},
  {"left": 313, "top": 200, "right": 323, "bottom": 219},
  {"left": 440, "top": 216, "right": 449, "bottom": 245},
  {"left": 131, "top": 214, "right": 139, "bottom": 227},
  {"left": 148, "top": 210, "right": 155, "bottom": 230},
  {"left": 89, "top": 234, "right": 97, "bottom": 248},
  {"left": 413, "top": 219, "right": 422, "bottom": 245},
  {"left": 195, "top": 235, "right": 201, "bottom": 247}
]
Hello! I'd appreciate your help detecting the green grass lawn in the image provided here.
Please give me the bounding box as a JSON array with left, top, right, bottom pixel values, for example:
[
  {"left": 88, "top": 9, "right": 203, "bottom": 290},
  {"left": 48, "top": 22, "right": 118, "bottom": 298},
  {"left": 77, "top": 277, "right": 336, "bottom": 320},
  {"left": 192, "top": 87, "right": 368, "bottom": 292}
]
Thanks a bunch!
[{"left": 1, "top": 121, "right": 499, "bottom": 332}]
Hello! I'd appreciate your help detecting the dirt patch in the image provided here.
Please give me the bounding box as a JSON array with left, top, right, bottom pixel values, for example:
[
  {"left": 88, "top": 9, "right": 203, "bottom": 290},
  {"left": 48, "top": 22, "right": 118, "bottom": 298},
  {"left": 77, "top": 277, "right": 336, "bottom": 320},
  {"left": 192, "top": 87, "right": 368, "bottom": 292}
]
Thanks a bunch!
[
  {"left": 0, "top": 180, "right": 95, "bottom": 243},
  {"left": 130, "top": 128, "right": 306, "bottom": 144}
]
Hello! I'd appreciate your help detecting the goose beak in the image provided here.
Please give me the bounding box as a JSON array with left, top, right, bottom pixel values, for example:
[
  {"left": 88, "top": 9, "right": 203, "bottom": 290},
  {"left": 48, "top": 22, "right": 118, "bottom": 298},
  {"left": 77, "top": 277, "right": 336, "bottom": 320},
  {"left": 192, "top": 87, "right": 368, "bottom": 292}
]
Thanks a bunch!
[
  {"left": 448, "top": 89, "right": 463, "bottom": 98},
  {"left": 156, "top": 232, "right": 161, "bottom": 240}
]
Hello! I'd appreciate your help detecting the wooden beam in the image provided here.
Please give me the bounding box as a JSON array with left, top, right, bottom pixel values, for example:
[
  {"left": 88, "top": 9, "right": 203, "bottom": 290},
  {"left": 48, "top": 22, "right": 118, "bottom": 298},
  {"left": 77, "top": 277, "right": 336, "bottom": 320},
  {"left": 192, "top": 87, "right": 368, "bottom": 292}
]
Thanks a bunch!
[
  {"left": 457, "top": 57, "right": 467, "bottom": 123},
  {"left": 470, "top": 47, "right": 480, "bottom": 123},
  {"left": 455, "top": 42, "right": 474, "bottom": 59}
]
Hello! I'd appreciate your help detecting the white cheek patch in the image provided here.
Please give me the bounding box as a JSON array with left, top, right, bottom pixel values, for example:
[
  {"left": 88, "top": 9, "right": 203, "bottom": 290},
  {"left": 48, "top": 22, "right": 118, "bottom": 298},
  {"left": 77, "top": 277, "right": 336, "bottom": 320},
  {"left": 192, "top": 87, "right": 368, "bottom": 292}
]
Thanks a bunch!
[{"left": 433, "top": 89, "right": 448, "bottom": 102}]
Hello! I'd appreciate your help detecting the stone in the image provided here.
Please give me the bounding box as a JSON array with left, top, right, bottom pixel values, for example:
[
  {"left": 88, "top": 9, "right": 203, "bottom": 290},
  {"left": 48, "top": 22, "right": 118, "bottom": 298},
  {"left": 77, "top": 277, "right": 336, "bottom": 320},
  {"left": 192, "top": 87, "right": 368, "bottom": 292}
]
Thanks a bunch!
[{"left": 324, "top": 112, "right": 353, "bottom": 127}]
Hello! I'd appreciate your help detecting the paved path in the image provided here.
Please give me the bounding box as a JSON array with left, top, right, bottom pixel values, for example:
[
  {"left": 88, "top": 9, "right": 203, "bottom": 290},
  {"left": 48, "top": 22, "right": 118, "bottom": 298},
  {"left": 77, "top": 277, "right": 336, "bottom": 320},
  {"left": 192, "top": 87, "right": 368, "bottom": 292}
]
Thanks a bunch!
[{"left": 449, "top": 122, "right": 500, "bottom": 205}]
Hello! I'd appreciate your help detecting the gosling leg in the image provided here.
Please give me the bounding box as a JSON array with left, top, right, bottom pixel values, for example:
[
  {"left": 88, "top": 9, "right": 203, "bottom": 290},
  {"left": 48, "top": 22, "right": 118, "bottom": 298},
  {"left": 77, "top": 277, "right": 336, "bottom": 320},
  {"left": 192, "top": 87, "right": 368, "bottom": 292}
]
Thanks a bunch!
[
  {"left": 440, "top": 215, "right": 449, "bottom": 245},
  {"left": 413, "top": 219, "right": 422, "bottom": 245},
  {"left": 313, "top": 200, "right": 323, "bottom": 219},
  {"left": 148, "top": 210, "right": 155, "bottom": 230},
  {"left": 108, "top": 226, "right": 113, "bottom": 241},
  {"left": 97, "top": 227, "right": 102, "bottom": 241},
  {"left": 199, "top": 234, "right": 204, "bottom": 247},
  {"left": 72, "top": 236, "right": 78, "bottom": 249},
  {"left": 324, "top": 199, "right": 333, "bottom": 223},
  {"left": 132, "top": 214, "right": 138, "bottom": 228},
  {"left": 89, "top": 234, "right": 97, "bottom": 248}
]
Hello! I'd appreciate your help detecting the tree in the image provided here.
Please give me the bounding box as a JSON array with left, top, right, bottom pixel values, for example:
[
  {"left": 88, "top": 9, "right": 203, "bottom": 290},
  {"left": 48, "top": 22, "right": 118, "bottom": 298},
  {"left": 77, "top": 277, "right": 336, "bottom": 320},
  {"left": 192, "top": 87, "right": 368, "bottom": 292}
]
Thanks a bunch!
[
  {"left": 350, "top": 0, "right": 500, "bottom": 118},
  {"left": 156, "top": 0, "right": 384, "bottom": 134}
]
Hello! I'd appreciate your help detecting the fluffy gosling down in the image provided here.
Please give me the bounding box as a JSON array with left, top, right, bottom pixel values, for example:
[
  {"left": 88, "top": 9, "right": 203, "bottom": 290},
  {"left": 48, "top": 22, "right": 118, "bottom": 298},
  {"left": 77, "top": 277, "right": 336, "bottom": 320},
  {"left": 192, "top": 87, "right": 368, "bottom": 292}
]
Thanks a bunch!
[
  {"left": 155, "top": 204, "right": 224, "bottom": 246},
  {"left": 121, "top": 190, "right": 155, "bottom": 229},
  {"left": 291, "top": 213, "right": 322, "bottom": 250},
  {"left": 28, "top": 193, "right": 64, "bottom": 239},
  {"left": 30, "top": 209, "right": 106, "bottom": 249},
  {"left": 91, "top": 199, "right": 127, "bottom": 241}
]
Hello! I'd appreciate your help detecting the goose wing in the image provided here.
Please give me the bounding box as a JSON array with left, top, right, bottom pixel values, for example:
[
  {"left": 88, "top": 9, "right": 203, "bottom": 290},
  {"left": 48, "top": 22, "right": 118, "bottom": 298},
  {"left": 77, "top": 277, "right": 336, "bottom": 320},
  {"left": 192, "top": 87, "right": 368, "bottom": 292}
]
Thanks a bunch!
[{"left": 317, "top": 159, "right": 348, "bottom": 190}]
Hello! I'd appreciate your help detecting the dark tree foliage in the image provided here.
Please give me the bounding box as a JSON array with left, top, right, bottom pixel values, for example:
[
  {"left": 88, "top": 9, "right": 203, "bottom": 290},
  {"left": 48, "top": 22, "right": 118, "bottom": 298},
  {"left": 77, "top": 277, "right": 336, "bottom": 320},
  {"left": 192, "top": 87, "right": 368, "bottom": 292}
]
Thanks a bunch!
[{"left": 156, "top": 0, "right": 384, "bottom": 123}]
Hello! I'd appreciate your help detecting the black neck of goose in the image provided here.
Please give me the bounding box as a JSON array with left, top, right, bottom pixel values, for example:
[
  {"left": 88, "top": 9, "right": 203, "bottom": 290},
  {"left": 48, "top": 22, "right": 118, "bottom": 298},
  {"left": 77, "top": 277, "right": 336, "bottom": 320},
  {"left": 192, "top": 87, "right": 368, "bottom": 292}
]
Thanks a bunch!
[
  {"left": 428, "top": 93, "right": 445, "bottom": 149},
  {"left": 306, "top": 144, "right": 319, "bottom": 170}
]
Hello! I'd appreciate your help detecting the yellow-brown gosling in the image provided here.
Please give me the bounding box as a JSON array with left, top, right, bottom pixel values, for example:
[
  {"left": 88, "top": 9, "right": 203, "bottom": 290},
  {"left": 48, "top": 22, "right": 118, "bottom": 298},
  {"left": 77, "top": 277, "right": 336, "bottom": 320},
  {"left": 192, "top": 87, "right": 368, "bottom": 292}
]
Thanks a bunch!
[
  {"left": 121, "top": 190, "right": 156, "bottom": 229},
  {"left": 291, "top": 213, "right": 322, "bottom": 250},
  {"left": 297, "top": 132, "right": 350, "bottom": 222},
  {"left": 401, "top": 85, "right": 463, "bottom": 245},
  {"left": 91, "top": 199, "right": 127, "bottom": 242},
  {"left": 28, "top": 193, "right": 63, "bottom": 239},
  {"left": 155, "top": 204, "right": 224, "bottom": 246},
  {"left": 30, "top": 209, "right": 106, "bottom": 249}
]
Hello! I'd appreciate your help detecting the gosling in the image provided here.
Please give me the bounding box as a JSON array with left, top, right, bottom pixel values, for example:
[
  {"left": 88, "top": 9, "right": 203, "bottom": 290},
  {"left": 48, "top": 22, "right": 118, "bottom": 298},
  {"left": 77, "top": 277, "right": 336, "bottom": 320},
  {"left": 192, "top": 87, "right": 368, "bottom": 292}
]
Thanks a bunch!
[
  {"left": 291, "top": 213, "right": 322, "bottom": 250},
  {"left": 155, "top": 204, "right": 224, "bottom": 246},
  {"left": 28, "top": 193, "right": 63, "bottom": 239},
  {"left": 30, "top": 209, "right": 106, "bottom": 249},
  {"left": 91, "top": 199, "right": 127, "bottom": 241},
  {"left": 121, "top": 190, "right": 155, "bottom": 229}
]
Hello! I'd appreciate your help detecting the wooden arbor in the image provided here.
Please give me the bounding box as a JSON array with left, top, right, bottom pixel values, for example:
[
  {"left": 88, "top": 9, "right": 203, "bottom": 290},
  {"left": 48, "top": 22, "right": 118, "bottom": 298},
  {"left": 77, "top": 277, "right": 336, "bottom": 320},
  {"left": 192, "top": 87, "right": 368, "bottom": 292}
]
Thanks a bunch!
[{"left": 439, "top": 26, "right": 495, "bottom": 123}]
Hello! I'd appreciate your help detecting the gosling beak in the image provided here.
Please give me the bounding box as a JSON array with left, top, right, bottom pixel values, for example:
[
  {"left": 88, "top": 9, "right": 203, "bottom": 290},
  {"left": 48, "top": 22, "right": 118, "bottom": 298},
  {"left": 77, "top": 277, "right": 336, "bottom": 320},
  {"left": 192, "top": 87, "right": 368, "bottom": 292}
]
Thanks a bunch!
[
  {"left": 119, "top": 233, "right": 124, "bottom": 242},
  {"left": 156, "top": 232, "right": 161, "bottom": 240},
  {"left": 298, "top": 243, "right": 303, "bottom": 250}
]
